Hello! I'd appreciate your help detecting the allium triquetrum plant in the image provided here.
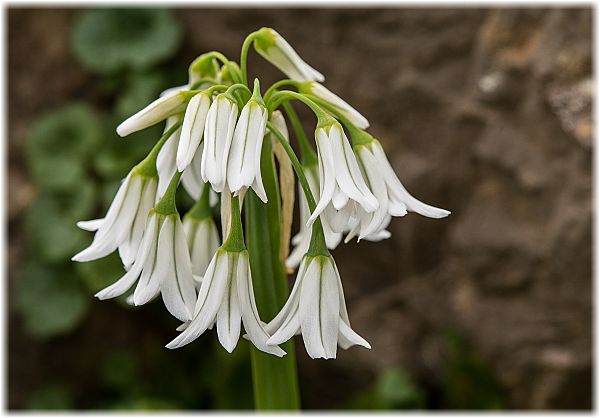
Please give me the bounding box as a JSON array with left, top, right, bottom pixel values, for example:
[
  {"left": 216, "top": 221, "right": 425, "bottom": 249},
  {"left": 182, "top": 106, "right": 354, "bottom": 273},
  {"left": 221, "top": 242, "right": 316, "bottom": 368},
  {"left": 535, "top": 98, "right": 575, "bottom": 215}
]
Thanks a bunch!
[{"left": 73, "top": 27, "right": 449, "bottom": 409}]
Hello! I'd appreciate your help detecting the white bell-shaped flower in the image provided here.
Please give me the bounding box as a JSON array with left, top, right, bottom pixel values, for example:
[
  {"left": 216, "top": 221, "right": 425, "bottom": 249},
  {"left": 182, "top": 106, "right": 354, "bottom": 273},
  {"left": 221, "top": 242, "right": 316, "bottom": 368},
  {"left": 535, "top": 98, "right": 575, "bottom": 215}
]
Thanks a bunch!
[
  {"left": 176, "top": 92, "right": 211, "bottom": 172},
  {"left": 73, "top": 168, "right": 157, "bottom": 268},
  {"left": 94, "top": 210, "right": 197, "bottom": 322},
  {"left": 344, "top": 137, "right": 450, "bottom": 241},
  {"left": 117, "top": 90, "right": 190, "bottom": 137},
  {"left": 226, "top": 81, "right": 269, "bottom": 202},
  {"left": 201, "top": 93, "right": 238, "bottom": 192},
  {"left": 266, "top": 254, "right": 370, "bottom": 359},
  {"left": 253, "top": 27, "right": 324, "bottom": 82},
  {"left": 308, "top": 121, "right": 378, "bottom": 225},
  {"left": 166, "top": 248, "right": 286, "bottom": 356}
]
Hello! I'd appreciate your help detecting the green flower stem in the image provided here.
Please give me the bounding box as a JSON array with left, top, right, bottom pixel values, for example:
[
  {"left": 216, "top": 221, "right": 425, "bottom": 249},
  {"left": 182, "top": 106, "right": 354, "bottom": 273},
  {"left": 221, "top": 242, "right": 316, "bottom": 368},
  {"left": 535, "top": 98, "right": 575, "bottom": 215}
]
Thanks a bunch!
[
  {"left": 303, "top": 94, "right": 373, "bottom": 147},
  {"left": 135, "top": 120, "right": 182, "bottom": 177},
  {"left": 281, "top": 101, "right": 318, "bottom": 166},
  {"left": 189, "top": 78, "right": 217, "bottom": 90},
  {"left": 263, "top": 79, "right": 299, "bottom": 103},
  {"left": 245, "top": 136, "right": 300, "bottom": 410},
  {"left": 186, "top": 184, "right": 212, "bottom": 220},
  {"left": 240, "top": 32, "right": 259, "bottom": 87},
  {"left": 225, "top": 83, "right": 252, "bottom": 108},
  {"left": 268, "top": 91, "right": 328, "bottom": 122},
  {"left": 222, "top": 195, "right": 245, "bottom": 252},
  {"left": 204, "top": 51, "right": 230, "bottom": 66},
  {"left": 154, "top": 171, "right": 182, "bottom": 215},
  {"left": 267, "top": 121, "right": 329, "bottom": 256}
]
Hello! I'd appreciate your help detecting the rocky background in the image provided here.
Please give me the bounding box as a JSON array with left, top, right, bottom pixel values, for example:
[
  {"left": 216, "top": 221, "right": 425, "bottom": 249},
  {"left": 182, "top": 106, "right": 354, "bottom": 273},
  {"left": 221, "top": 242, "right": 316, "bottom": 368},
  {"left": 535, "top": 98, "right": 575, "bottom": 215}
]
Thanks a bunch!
[{"left": 8, "top": 8, "right": 592, "bottom": 410}]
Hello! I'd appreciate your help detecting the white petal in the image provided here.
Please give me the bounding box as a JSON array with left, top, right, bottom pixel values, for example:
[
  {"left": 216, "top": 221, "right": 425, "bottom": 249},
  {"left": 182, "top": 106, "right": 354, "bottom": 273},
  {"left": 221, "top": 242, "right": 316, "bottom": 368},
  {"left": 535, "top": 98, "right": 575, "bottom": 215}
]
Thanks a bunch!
[
  {"left": 177, "top": 93, "right": 210, "bottom": 171},
  {"left": 266, "top": 257, "right": 308, "bottom": 334},
  {"left": 298, "top": 258, "right": 331, "bottom": 359},
  {"left": 166, "top": 251, "right": 230, "bottom": 349},
  {"left": 120, "top": 176, "right": 157, "bottom": 269},
  {"left": 330, "top": 127, "right": 378, "bottom": 213},
  {"left": 117, "top": 91, "right": 188, "bottom": 137},
  {"left": 319, "top": 258, "right": 341, "bottom": 358},
  {"left": 133, "top": 215, "right": 161, "bottom": 305},
  {"left": 356, "top": 148, "right": 389, "bottom": 239},
  {"left": 237, "top": 253, "right": 286, "bottom": 357},
  {"left": 95, "top": 214, "right": 156, "bottom": 300},
  {"left": 338, "top": 319, "right": 371, "bottom": 350},
  {"left": 181, "top": 146, "right": 204, "bottom": 199},
  {"left": 307, "top": 129, "right": 335, "bottom": 225},
  {"left": 156, "top": 216, "right": 196, "bottom": 321},
  {"left": 72, "top": 174, "right": 132, "bottom": 262},
  {"left": 77, "top": 219, "right": 104, "bottom": 231},
  {"left": 372, "top": 143, "right": 450, "bottom": 218},
  {"left": 216, "top": 275, "right": 241, "bottom": 353},
  {"left": 250, "top": 108, "right": 268, "bottom": 203},
  {"left": 156, "top": 129, "right": 181, "bottom": 199}
]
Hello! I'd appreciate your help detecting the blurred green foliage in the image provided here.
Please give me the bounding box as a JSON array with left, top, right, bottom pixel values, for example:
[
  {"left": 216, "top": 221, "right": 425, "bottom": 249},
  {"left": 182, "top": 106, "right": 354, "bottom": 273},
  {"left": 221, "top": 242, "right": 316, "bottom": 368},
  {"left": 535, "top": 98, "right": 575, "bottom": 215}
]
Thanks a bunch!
[
  {"left": 16, "top": 7, "right": 506, "bottom": 411},
  {"left": 71, "top": 9, "right": 182, "bottom": 74},
  {"left": 346, "top": 368, "right": 425, "bottom": 410},
  {"left": 441, "top": 330, "right": 505, "bottom": 409}
]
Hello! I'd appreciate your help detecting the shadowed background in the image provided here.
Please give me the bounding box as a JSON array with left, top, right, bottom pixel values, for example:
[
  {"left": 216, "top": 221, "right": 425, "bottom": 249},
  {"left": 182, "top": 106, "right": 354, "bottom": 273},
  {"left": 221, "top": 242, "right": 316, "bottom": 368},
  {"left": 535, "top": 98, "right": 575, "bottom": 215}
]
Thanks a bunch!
[{"left": 8, "top": 7, "right": 592, "bottom": 410}]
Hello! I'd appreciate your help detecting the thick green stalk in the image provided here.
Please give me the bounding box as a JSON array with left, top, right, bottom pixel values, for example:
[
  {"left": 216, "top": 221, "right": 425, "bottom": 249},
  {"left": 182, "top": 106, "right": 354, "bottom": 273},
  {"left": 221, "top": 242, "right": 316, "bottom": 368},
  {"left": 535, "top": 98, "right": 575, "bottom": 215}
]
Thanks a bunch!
[{"left": 245, "top": 136, "right": 300, "bottom": 410}]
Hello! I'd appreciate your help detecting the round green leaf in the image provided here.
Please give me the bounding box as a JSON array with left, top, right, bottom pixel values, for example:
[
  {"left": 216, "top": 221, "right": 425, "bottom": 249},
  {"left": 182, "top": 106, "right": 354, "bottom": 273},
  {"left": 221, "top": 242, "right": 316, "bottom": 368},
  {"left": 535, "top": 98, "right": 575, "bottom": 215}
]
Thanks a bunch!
[
  {"left": 16, "top": 260, "right": 90, "bottom": 339},
  {"left": 71, "top": 9, "right": 182, "bottom": 74},
  {"left": 25, "top": 182, "right": 96, "bottom": 262},
  {"left": 26, "top": 104, "right": 101, "bottom": 191}
]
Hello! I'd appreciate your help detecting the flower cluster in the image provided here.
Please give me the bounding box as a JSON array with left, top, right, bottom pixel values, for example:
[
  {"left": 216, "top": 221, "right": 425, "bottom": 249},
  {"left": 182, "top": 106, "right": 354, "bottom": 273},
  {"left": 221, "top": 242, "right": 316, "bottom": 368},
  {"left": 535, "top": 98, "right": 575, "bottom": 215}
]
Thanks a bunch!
[{"left": 73, "top": 28, "right": 449, "bottom": 359}]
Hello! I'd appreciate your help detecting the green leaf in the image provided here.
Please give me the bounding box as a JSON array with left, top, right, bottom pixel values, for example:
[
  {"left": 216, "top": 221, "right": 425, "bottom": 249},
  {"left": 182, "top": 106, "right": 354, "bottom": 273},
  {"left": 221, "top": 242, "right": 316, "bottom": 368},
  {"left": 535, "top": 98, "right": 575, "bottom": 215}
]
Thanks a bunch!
[
  {"left": 16, "top": 260, "right": 90, "bottom": 339},
  {"left": 27, "top": 383, "right": 74, "bottom": 410},
  {"left": 442, "top": 330, "right": 505, "bottom": 410},
  {"left": 26, "top": 104, "right": 101, "bottom": 191},
  {"left": 376, "top": 368, "right": 425, "bottom": 409},
  {"left": 25, "top": 182, "right": 96, "bottom": 262},
  {"left": 75, "top": 252, "right": 126, "bottom": 294},
  {"left": 93, "top": 119, "right": 159, "bottom": 181},
  {"left": 71, "top": 9, "right": 182, "bottom": 74},
  {"left": 101, "top": 350, "right": 139, "bottom": 390}
]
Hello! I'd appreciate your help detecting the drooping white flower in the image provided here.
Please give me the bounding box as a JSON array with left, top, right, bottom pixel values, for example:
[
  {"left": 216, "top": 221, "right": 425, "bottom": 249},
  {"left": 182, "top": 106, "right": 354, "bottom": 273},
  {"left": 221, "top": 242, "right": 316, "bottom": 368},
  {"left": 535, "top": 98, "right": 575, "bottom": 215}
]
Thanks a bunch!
[
  {"left": 176, "top": 92, "right": 211, "bottom": 172},
  {"left": 116, "top": 90, "right": 190, "bottom": 137},
  {"left": 299, "top": 82, "right": 369, "bottom": 129},
  {"left": 73, "top": 169, "right": 157, "bottom": 267},
  {"left": 226, "top": 86, "right": 268, "bottom": 202},
  {"left": 253, "top": 27, "right": 324, "bottom": 82},
  {"left": 266, "top": 254, "right": 370, "bottom": 359},
  {"left": 94, "top": 211, "right": 197, "bottom": 322},
  {"left": 343, "top": 139, "right": 450, "bottom": 241},
  {"left": 201, "top": 93, "right": 238, "bottom": 192},
  {"left": 308, "top": 122, "right": 378, "bottom": 226},
  {"left": 156, "top": 117, "right": 182, "bottom": 199},
  {"left": 182, "top": 209, "right": 220, "bottom": 281},
  {"left": 166, "top": 248, "right": 286, "bottom": 357},
  {"left": 287, "top": 164, "right": 342, "bottom": 269}
]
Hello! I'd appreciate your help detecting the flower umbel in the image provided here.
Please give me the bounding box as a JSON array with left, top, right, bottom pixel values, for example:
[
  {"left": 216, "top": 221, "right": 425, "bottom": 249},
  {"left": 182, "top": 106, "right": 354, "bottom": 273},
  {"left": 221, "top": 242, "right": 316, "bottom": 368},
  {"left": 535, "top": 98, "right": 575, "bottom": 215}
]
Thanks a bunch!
[{"left": 73, "top": 28, "right": 450, "bottom": 370}]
